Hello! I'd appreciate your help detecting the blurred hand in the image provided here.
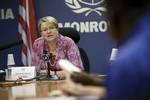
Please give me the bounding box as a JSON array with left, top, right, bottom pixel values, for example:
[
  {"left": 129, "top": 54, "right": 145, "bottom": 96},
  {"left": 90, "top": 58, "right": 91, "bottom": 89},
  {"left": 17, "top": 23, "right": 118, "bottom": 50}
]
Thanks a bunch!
[
  {"left": 70, "top": 72, "right": 105, "bottom": 86},
  {"left": 64, "top": 85, "right": 106, "bottom": 96},
  {"left": 56, "top": 70, "right": 66, "bottom": 79},
  {"left": 56, "top": 70, "right": 65, "bottom": 76},
  {"left": 58, "top": 71, "right": 106, "bottom": 98},
  {"left": 62, "top": 80, "right": 106, "bottom": 98}
]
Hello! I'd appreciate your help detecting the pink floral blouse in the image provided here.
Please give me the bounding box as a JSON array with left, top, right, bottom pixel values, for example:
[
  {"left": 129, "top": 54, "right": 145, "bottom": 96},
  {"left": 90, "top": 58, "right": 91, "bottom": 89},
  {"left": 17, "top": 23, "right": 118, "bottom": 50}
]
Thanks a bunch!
[{"left": 31, "top": 34, "right": 84, "bottom": 71}]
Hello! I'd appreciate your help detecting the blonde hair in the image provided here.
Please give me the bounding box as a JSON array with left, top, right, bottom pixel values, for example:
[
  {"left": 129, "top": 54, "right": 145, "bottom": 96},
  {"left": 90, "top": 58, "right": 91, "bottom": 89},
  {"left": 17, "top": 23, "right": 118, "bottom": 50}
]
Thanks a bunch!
[{"left": 38, "top": 16, "right": 58, "bottom": 33}]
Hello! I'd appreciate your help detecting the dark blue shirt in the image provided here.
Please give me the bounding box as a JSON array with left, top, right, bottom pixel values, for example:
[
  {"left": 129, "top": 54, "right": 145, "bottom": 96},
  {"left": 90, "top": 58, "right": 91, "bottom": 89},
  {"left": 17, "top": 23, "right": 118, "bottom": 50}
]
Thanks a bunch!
[{"left": 107, "top": 12, "right": 150, "bottom": 100}]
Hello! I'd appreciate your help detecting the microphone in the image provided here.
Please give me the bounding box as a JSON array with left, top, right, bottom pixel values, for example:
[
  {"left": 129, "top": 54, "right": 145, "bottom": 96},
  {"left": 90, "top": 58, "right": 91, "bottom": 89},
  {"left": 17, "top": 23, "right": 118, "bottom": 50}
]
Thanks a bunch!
[
  {"left": 41, "top": 50, "right": 52, "bottom": 61},
  {"left": 41, "top": 50, "right": 52, "bottom": 78},
  {"left": 40, "top": 50, "right": 62, "bottom": 80},
  {"left": 0, "top": 39, "right": 23, "bottom": 51}
]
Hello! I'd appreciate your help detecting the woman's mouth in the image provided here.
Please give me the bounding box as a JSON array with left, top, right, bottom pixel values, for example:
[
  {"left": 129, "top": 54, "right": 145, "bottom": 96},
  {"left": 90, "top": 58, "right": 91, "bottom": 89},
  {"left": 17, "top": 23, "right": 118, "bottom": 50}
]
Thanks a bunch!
[{"left": 47, "top": 35, "right": 53, "bottom": 37}]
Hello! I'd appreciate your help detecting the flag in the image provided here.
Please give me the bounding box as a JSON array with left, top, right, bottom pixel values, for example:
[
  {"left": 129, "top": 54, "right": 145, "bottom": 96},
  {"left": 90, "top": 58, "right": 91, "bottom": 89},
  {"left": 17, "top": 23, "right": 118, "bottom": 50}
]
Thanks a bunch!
[{"left": 18, "top": 0, "right": 38, "bottom": 66}]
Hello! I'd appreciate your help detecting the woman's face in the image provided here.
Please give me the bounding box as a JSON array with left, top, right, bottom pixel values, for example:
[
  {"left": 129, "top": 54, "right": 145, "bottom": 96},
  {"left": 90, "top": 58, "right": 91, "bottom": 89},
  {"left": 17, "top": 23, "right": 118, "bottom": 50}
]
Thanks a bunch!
[{"left": 40, "top": 22, "right": 58, "bottom": 42}]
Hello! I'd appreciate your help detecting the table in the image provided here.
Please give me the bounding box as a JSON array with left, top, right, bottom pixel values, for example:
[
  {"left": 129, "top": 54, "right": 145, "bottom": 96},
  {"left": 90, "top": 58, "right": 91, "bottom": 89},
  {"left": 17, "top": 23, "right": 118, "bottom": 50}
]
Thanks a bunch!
[
  {"left": 0, "top": 80, "right": 103, "bottom": 100},
  {"left": 0, "top": 80, "right": 66, "bottom": 100}
]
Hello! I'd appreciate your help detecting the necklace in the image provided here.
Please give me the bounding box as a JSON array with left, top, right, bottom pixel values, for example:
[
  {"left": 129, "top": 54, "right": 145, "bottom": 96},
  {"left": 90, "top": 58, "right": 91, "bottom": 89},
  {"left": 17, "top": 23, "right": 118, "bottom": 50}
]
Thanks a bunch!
[{"left": 50, "top": 55, "right": 56, "bottom": 67}]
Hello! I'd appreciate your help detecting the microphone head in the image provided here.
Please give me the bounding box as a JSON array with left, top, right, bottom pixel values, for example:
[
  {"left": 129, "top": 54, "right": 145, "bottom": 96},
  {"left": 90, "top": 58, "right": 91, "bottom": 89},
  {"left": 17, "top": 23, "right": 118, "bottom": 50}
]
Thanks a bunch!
[{"left": 41, "top": 50, "right": 52, "bottom": 61}]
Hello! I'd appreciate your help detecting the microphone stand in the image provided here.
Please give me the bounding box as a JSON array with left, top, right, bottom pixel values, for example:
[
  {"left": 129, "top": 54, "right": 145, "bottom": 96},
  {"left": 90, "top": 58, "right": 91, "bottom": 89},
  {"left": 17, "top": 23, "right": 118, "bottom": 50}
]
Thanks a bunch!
[
  {"left": 39, "top": 51, "right": 60, "bottom": 80},
  {"left": 45, "top": 61, "right": 59, "bottom": 80},
  {"left": 47, "top": 61, "right": 51, "bottom": 78}
]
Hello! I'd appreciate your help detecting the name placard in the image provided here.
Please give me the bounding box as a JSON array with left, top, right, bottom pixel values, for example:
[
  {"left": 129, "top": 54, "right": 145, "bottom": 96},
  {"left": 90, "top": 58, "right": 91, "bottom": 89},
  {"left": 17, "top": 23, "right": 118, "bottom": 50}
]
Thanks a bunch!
[{"left": 5, "top": 66, "right": 36, "bottom": 81}]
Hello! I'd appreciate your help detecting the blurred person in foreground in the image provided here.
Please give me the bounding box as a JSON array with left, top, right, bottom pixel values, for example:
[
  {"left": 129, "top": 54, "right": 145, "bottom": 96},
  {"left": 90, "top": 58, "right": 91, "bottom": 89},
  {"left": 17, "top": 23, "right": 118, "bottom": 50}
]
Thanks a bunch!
[
  {"left": 31, "top": 16, "right": 84, "bottom": 77},
  {"left": 106, "top": 0, "right": 150, "bottom": 100},
  {"left": 61, "top": 0, "right": 150, "bottom": 100}
]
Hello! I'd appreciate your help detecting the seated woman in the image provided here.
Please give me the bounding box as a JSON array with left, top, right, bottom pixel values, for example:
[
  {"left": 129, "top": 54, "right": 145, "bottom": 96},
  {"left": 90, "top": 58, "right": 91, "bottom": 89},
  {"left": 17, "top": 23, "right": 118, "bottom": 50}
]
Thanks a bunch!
[{"left": 31, "top": 16, "right": 84, "bottom": 78}]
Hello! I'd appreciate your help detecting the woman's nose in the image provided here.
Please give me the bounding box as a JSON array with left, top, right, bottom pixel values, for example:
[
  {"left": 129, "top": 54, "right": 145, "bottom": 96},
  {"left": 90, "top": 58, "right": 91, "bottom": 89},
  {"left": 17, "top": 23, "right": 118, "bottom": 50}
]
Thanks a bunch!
[{"left": 47, "top": 29, "right": 52, "bottom": 33}]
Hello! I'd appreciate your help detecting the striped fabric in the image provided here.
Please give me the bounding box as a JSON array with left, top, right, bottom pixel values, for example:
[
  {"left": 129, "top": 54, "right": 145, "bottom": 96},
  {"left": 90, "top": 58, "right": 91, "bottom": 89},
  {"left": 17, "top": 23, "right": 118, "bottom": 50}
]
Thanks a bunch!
[{"left": 18, "top": 0, "right": 37, "bottom": 65}]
